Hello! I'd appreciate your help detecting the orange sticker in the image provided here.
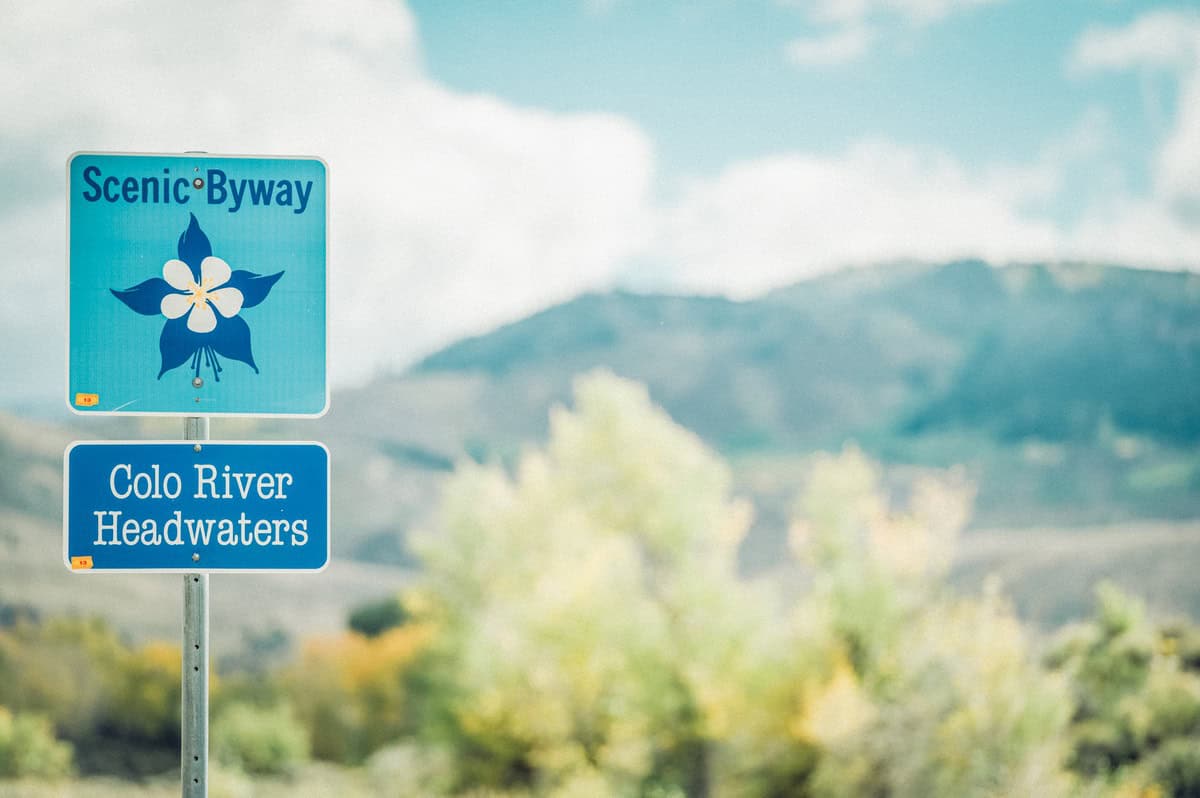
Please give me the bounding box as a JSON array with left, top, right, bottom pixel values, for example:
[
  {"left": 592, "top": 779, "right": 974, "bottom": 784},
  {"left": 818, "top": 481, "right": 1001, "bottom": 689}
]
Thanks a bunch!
[
  {"left": 70, "top": 556, "right": 94, "bottom": 570},
  {"left": 74, "top": 393, "right": 100, "bottom": 407}
]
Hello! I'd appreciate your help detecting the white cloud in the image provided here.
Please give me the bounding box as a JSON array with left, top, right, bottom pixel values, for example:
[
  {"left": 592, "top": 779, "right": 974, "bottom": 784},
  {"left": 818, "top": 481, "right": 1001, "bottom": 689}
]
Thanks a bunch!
[
  {"left": 981, "top": 106, "right": 1117, "bottom": 210},
  {"left": 782, "top": 0, "right": 1001, "bottom": 66},
  {"left": 0, "top": 0, "right": 654, "bottom": 390},
  {"left": 1070, "top": 9, "right": 1200, "bottom": 72},
  {"left": 647, "top": 101, "right": 1200, "bottom": 299},
  {"left": 646, "top": 9, "right": 1200, "bottom": 297},
  {"left": 1159, "top": 73, "right": 1200, "bottom": 220},
  {"left": 801, "top": 0, "right": 1001, "bottom": 27},
  {"left": 786, "top": 26, "right": 875, "bottom": 66},
  {"left": 1071, "top": 9, "right": 1200, "bottom": 224},
  {"left": 1065, "top": 194, "right": 1200, "bottom": 267},
  {"left": 651, "top": 140, "right": 1062, "bottom": 297},
  {"left": 583, "top": 0, "right": 622, "bottom": 16}
]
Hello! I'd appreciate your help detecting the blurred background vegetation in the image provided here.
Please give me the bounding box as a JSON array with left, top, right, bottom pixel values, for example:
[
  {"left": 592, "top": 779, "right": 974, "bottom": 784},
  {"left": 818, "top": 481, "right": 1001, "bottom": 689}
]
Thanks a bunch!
[{"left": 3, "top": 353, "right": 1199, "bottom": 796}]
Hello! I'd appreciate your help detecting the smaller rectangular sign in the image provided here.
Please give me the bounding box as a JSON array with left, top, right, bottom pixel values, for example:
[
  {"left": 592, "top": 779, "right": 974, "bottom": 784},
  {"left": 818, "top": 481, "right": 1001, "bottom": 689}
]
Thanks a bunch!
[{"left": 64, "top": 441, "right": 329, "bottom": 573}]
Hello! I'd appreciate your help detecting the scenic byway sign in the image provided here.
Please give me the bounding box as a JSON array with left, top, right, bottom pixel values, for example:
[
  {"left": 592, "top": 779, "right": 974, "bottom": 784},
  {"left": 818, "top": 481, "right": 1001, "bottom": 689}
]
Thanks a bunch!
[
  {"left": 67, "top": 152, "right": 327, "bottom": 416},
  {"left": 65, "top": 152, "right": 331, "bottom": 792},
  {"left": 64, "top": 441, "right": 330, "bottom": 573}
]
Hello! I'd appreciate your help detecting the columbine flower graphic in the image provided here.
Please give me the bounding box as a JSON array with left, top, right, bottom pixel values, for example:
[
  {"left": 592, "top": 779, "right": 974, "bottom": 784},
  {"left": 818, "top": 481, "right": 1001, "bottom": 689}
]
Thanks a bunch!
[
  {"left": 111, "top": 214, "right": 282, "bottom": 381},
  {"left": 160, "top": 256, "right": 243, "bottom": 334}
]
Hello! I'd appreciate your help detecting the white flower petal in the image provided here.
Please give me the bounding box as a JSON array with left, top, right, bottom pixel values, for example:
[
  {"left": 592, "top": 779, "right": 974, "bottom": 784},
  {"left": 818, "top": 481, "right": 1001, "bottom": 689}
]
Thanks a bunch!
[
  {"left": 161, "top": 293, "right": 192, "bottom": 319},
  {"left": 208, "top": 287, "right": 243, "bottom": 318},
  {"left": 200, "top": 256, "right": 231, "bottom": 289},
  {"left": 163, "top": 259, "right": 194, "bottom": 291},
  {"left": 187, "top": 301, "right": 217, "bottom": 333}
]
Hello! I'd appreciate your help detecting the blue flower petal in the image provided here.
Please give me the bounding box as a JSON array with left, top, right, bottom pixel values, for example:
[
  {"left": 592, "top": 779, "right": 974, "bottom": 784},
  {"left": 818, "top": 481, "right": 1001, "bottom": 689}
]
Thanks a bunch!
[
  {"left": 111, "top": 278, "right": 178, "bottom": 316},
  {"left": 226, "top": 270, "right": 284, "bottom": 309},
  {"left": 209, "top": 314, "right": 259, "bottom": 374},
  {"left": 158, "top": 316, "right": 201, "bottom": 378},
  {"left": 177, "top": 213, "right": 212, "bottom": 279}
]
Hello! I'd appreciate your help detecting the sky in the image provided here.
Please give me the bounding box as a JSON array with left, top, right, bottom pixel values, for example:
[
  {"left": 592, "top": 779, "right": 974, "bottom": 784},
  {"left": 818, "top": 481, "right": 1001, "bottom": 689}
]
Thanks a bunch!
[{"left": 2, "top": 0, "right": 1199, "bottom": 406}]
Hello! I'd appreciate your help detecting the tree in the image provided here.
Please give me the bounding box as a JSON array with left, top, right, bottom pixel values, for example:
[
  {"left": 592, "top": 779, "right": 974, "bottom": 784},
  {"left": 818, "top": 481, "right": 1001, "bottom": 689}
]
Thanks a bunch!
[
  {"left": 212, "top": 702, "right": 309, "bottom": 776},
  {"left": 284, "top": 625, "right": 430, "bottom": 763},
  {"left": 348, "top": 595, "right": 409, "bottom": 638},
  {"left": 791, "top": 449, "right": 1074, "bottom": 798},
  {"left": 0, "top": 706, "right": 73, "bottom": 779},
  {"left": 407, "top": 373, "right": 1086, "bottom": 797},
  {"left": 407, "top": 371, "right": 795, "bottom": 796},
  {"left": 1049, "top": 584, "right": 1200, "bottom": 797}
]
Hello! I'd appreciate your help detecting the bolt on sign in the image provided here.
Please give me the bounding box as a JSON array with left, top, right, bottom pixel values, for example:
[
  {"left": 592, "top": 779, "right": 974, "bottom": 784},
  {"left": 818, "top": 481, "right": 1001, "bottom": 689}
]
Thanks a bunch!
[{"left": 67, "top": 152, "right": 328, "bottom": 417}]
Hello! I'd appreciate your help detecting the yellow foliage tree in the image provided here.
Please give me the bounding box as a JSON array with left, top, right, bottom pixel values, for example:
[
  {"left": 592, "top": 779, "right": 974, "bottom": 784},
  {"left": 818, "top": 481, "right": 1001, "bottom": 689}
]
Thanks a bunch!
[
  {"left": 791, "top": 449, "right": 1075, "bottom": 798},
  {"left": 408, "top": 372, "right": 824, "bottom": 796},
  {"left": 285, "top": 624, "right": 431, "bottom": 763}
]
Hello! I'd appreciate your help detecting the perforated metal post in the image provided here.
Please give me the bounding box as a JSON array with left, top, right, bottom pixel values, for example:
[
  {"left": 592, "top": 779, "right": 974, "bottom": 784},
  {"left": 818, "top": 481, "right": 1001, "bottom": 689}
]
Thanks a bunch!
[{"left": 183, "top": 416, "right": 209, "bottom": 797}]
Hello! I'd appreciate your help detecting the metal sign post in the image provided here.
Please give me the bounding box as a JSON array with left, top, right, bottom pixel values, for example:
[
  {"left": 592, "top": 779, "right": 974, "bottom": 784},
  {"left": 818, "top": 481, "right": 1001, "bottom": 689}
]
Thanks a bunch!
[
  {"left": 62, "top": 436, "right": 330, "bottom": 798},
  {"left": 183, "top": 417, "right": 209, "bottom": 797}
]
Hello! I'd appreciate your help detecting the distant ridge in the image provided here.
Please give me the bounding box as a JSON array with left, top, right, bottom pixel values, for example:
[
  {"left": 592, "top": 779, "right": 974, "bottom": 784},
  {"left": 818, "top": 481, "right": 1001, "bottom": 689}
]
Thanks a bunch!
[{"left": 409, "top": 260, "right": 1200, "bottom": 452}]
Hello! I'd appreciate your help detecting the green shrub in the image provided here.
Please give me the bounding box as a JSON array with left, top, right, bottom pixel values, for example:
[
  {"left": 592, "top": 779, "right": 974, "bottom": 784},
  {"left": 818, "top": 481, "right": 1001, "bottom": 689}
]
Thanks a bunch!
[
  {"left": 347, "top": 595, "right": 408, "bottom": 638},
  {"left": 1150, "top": 739, "right": 1200, "bottom": 798},
  {"left": 212, "top": 702, "right": 309, "bottom": 776},
  {"left": 1142, "top": 664, "right": 1200, "bottom": 745},
  {"left": 366, "top": 743, "right": 456, "bottom": 797},
  {"left": 0, "top": 706, "right": 73, "bottom": 779}
]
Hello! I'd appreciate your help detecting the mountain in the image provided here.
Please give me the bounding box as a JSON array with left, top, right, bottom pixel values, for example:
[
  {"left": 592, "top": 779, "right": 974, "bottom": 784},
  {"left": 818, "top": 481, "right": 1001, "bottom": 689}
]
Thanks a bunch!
[
  {"left": 280, "top": 258, "right": 1200, "bottom": 581},
  {"left": 407, "top": 260, "right": 1200, "bottom": 447},
  {"left": 344, "top": 259, "right": 1200, "bottom": 622},
  {"left": 346, "top": 259, "right": 1200, "bottom": 523}
]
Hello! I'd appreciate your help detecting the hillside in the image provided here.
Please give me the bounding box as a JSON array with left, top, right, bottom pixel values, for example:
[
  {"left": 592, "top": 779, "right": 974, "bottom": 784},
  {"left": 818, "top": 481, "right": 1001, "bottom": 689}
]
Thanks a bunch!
[
  {"left": 368, "top": 260, "right": 1200, "bottom": 528},
  {"left": 415, "top": 259, "right": 1200, "bottom": 450}
]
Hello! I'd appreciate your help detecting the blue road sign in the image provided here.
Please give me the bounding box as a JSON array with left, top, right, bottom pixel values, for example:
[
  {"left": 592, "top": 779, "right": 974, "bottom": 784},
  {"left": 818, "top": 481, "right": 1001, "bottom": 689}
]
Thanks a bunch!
[
  {"left": 64, "top": 442, "right": 330, "bottom": 573},
  {"left": 68, "top": 152, "right": 327, "bottom": 416}
]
